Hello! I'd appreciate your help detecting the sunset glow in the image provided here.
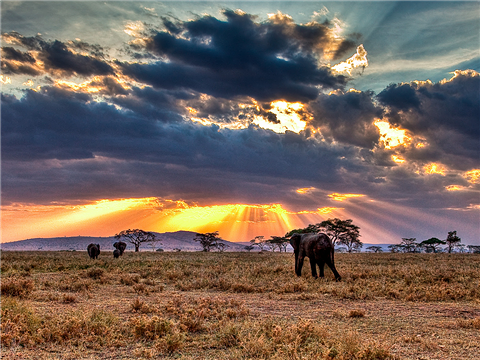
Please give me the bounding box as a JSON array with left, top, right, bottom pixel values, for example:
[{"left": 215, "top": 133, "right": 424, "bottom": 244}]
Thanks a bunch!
[
  {"left": 424, "top": 163, "right": 446, "bottom": 175},
  {"left": 328, "top": 193, "right": 365, "bottom": 202},
  {"left": 296, "top": 187, "right": 317, "bottom": 194},
  {"left": 464, "top": 169, "right": 480, "bottom": 183},
  {"left": 375, "top": 120, "right": 410, "bottom": 149},
  {"left": 1, "top": 199, "right": 348, "bottom": 243},
  {"left": 253, "top": 100, "right": 308, "bottom": 134}
]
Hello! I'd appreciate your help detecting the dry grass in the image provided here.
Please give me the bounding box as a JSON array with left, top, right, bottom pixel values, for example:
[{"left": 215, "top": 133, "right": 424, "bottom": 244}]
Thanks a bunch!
[{"left": 1, "top": 251, "right": 479, "bottom": 359}]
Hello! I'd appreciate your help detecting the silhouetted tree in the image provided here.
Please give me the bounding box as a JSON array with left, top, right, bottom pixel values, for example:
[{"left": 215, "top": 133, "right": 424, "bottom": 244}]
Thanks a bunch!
[
  {"left": 366, "top": 246, "right": 383, "bottom": 253},
  {"left": 115, "top": 229, "right": 157, "bottom": 252},
  {"left": 388, "top": 244, "right": 401, "bottom": 253},
  {"left": 467, "top": 245, "right": 480, "bottom": 254},
  {"left": 250, "top": 235, "right": 267, "bottom": 251},
  {"left": 215, "top": 242, "right": 229, "bottom": 252},
  {"left": 268, "top": 236, "right": 289, "bottom": 252},
  {"left": 285, "top": 218, "right": 362, "bottom": 249},
  {"left": 420, "top": 238, "right": 446, "bottom": 253},
  {"left": 445, "top": 231, "right": 461, "bottom": 253},
  {"left": 284, "top": 224, "right": 320, "bottom": 237},
  {"left": 320, "top": 219, "right": 360, "bottom": 246},
  {"left": 400, "top": 238, "right": 419, "bottom": 253},
  {"left": 194, "top": 231, "right": 221, "bottom": 252},
  {"left": 244, "top": 245, "right": 255, "bottom": 252}
]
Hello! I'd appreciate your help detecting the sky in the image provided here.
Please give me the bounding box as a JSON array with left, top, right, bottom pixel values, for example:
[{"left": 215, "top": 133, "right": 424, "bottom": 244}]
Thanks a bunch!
[{"left": 1, "top": 1, "right": 479, "bottom": 245}]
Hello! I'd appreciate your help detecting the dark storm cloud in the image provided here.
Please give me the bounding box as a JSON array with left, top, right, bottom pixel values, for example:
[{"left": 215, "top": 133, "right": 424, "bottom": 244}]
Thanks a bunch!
[
  {"left": 1, "top": 32, "right": 113, "bottom": 77},
  {"left": 2, "top": 47, "right": 36, "bottom": 63},
  {"left": 377, "top": 83, "right": 421, "bottom": 111},
  {"left": 118, "top": 10, "right": 350, "bottom": 102},
  {"left": 1, "top": 84, "right": 355, "bottom": 204},
  {"left": 308, "top": 90, "right": 383, "bottom": 149},
  {"left": 380, "top": 71, "right": 480, "bottom": 170}
]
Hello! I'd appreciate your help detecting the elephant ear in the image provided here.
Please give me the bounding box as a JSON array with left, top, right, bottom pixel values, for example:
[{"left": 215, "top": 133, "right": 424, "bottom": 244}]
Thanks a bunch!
[{"left": 290, "top": 233, "right": 301, "bottom": 252}]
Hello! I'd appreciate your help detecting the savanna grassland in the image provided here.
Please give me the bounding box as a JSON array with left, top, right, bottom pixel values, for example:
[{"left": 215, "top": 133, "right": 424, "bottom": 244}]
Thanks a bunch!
[{"left": 1, "top": 251, "right": 479, "bottom": 360}]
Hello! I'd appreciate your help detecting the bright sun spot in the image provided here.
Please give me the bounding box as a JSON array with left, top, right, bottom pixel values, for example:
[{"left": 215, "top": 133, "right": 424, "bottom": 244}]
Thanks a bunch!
[
  {"left": 1, "top": 75, "right": 12, "bottom": 84},
  {"left": 328, "top": 193, "right": 365, "bottom": 202},
  {"left": 253, "top": 100, "right": 308, "bottom": 134},
  {"left": 374, "top": 119, "right": 410, "bottom": 149},
  {"left": 392, "top": 155, "right": 405, "bottom": 164},
  {"left": 464, "top": 169, "right": 480, "bottom": 184},
  {"left": 445, "top": 185, "right": 466, "bottom": 191},
  {"left": 424, "top": 163, "right": 446, "bottom": 175}
]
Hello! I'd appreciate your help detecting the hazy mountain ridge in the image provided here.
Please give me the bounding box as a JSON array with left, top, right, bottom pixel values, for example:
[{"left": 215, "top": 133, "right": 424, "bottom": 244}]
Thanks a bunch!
[{"left": 0, "top": 231, "right": 246, "bottom": 252}]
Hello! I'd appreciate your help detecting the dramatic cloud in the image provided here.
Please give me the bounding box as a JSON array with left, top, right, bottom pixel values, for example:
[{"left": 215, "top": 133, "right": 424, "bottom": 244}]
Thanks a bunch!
[
  {"left": 118, "top": 9, "right": 354, "bottom": 102},
  {"left": 1, "top": 32, "right": 113, "bottom": 77},
  {"left": 379, "top": 70, "right": 480, "bottom": 170},
  {"left": 1, "top": 3, "right": 479, "bottom": 244}
]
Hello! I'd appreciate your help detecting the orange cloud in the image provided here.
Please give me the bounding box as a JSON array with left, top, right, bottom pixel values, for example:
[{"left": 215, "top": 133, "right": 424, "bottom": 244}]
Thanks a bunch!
[{"left": 328, "top": 193, "right": 365, "bottom": 202}]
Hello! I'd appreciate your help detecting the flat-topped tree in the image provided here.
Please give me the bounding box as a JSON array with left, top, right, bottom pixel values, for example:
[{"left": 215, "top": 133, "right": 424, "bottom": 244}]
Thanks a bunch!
[
  {"left": 115, "top": 229, "right": 157, "bottom": 252},
  {"left": 420, "top": 238, "right": 446, "bottom": 253},
  {"left": 400, "top": 238, "right": 419, "bottom": 253},
  {"left": 366, "top": 246, "right": 383, "bottom": 253}
]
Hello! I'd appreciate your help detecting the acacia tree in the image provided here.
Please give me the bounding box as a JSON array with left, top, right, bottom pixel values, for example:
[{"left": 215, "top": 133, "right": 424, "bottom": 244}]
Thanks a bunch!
[
  {"left": 268, "top": 236, "right": 289, "bottom": 252},
  {"left": 400, "top": 238, "right": 419, "bottom": 253},
  {"left": 420, "top": 238, "right": 446, "bottom": 253},
  {"left": 445, "top": 231, "right": 461, "bottom": 253},
  {"left": 115, "top": 229, "right": 157, "bottom": 252},
  {"left": 215, "top": 242, "right": 229, "bottom": 253},
  {"left": 250, "top": 235, "right": 267, "bottom": 251},
  {"left": 320, "top": 219, "right": 360, "bottom": 246},
  {"left": 244, "top": 245, "right": 255, "bottom": 252},
  {"left": 367, "top": 246, "right": 383, "bottom": 253},
  {"left": 194, "top": 231, "right": 221, "bottom": 252},
  {"left": 467, "top": 245, "right": 480, "bottom": 254}
]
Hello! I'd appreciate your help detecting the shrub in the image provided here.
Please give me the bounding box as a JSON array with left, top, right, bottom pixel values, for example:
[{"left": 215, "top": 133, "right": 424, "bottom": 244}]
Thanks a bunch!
[
  {"left": 86, "top": 267, "right": 104, "bottom": 279},
  {"left": 1, "top": 278, "right": 34, "bottom": 297}
]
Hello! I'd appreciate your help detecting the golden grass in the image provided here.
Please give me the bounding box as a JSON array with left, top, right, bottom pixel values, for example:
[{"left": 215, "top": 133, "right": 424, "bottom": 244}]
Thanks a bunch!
[{"left": 1, "top": 251, "right": 479, "bottom": 359}]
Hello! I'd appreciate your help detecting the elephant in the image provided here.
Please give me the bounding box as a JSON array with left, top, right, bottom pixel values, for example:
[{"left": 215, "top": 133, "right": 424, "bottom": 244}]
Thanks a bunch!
[
  {"left": 113, "top": 249, "right": 121, "bottom": 258},
  {"left": 87, "top": 243, "right": 100, "bottom": 259},
  {"left": 113, "top": 241, "right": 126, "bottom": 256},
  {"left": 289, "top": 233, "right": 341, "bottom": 281}
]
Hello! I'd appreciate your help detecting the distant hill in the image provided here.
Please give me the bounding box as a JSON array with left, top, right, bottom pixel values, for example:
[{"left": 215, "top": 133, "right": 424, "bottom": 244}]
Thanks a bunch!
[{"left": 0, "top": 231, "right": 246, "bottom": 252}]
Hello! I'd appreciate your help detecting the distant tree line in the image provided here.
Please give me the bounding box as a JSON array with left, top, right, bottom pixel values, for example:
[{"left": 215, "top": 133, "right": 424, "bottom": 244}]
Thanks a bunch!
[{"left": 387, "top": 231, "right": 478, "bottom": 253}]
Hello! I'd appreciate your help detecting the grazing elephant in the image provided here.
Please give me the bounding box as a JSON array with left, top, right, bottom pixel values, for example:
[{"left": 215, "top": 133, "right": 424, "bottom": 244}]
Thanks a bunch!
[
  {"left": 113, "top": 241, "right": 126, "bottom": 256},
  {"left": 113, "top": 249, "right": 120, "bottom": 258},
  {"left": 87, "top": 243, "right": 100, "bottom": 259},
  {"left": 290, "top": 233, "right": 341, "bottom": 281}
]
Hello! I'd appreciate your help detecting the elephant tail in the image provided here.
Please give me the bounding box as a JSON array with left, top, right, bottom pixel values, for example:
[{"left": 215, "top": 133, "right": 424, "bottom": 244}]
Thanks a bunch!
[{"left": 330, "top": 247, "right": 335, "bottom": 264}]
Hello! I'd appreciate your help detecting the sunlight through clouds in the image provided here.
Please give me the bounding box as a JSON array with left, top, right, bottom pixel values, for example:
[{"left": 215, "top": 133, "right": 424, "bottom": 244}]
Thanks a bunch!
[
  {"left": 328, "top": 193, "right": 365, "bottom": 202},
  {"left": 423, "top": 163, "right": 446, "bottom": 175},
  {"left": 253, "top": 100, "right": 308, "bottom": 134},
  {"left": 374, "top": 119, "right": 410, "bottom": 149},
  {"left": 331, "top": 45, "right": 368, "bottom": 75}
]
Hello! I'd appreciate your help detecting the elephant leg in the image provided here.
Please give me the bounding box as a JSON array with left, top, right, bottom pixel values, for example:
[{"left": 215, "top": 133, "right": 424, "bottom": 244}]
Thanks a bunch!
[
  {"left": 326, "top": 256, "right": 341, "bottom": 281},
  {"left": 296, "top": 255, "right": 305, "bottom": 276},
  {"left": 309, "top": 257, "right": 318, "bottom": 278},
  {"left": 318, "top": 260, "right": 325, "bottom": 278}
]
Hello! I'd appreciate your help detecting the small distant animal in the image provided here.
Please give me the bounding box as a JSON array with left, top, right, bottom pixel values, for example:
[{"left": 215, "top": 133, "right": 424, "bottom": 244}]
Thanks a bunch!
[
  {"left": 113, "top": 241, "right": 127, "bottom": 256},
  {"left": 87, "top": 243, "right": 100, "bottom": 259},
  {"left": 113, "top": 249, "right": 120, "bottom": 258}
]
